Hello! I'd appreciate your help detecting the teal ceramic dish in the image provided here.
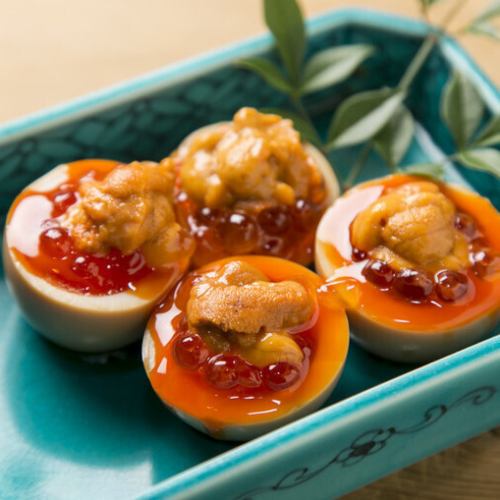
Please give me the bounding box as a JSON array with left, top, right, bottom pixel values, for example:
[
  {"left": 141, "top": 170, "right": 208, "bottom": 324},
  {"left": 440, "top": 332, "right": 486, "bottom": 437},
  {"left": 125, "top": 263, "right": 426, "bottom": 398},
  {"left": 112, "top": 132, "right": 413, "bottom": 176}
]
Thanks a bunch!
[{"left": 0, "top": 8, "right": 498, "bottom": 500}]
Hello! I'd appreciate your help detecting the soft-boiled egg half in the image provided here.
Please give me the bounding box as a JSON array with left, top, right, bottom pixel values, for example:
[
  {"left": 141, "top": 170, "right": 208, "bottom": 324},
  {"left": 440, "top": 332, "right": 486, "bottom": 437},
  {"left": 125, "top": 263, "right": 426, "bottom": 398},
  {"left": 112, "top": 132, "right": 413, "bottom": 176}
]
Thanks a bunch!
[
  {"left": 3, "top": 159, "right": 193, "bottom": 352},
  {"left": 315, "top": 174, "right": 499, "bottom": 363},
  {"left": 142, "top": 256, "right": 349, "bottom": 441},
  {"left": 172, "top": 107, "right": 340, "bottom": 267}
]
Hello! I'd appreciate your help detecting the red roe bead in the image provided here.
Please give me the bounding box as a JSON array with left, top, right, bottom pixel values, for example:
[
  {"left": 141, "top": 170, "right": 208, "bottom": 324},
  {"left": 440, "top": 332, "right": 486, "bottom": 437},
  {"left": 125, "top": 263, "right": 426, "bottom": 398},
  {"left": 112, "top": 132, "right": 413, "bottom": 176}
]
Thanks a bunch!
[
  {"left": 262, "top": 362, "right": 301, "bottom": 391},
  {"left": 294, "top": 334, "right": 313, "bottom": 356},
  {"left": 257, "top": 206, "right": 292, "bottom": 236},
  {"left": 205, "top": 354, "right": 240, "bottom": 389},
  {"left": 217, "top": 212, "right": 259, "bottom": 254},
  {"left": 187, "top": 208, "right": 224, "bottom": 260},
  {"left": 291, "top": 199, "right": 317, "bottom": 231},
  {"left": 70, "top": 255, "right": 91, "bottom": 278},
  {"left": 236, "top": 361, "right": 263, "bottom": 388},
  {"left": 68, "top": 249, "right": 150, "bottom": 294},
  {"left": 362, "top": 259, "right": 394, "bottom": 288},
  {"left": 471, "top": 250, "right": 499, "bottom": 277},
  {"left": 173, "top": 333, "right": 209, "bottom": 370},
  {"left": 39, "top": 226, "right": 72, "bottom": 258},
  {"left": 127, "top": 252, "right": 148, "bottom": 275},
  {"left": 261, "top": 236, "right": 285, "bottom": 256},
  {"left": 434, "top": 270, "right": 469, "bottom": 302},
  {"left": 470, "top": 237, "right": 489, "bottom": 251},
  {"left": 194, "top": 207, "right": 222, "bottom": 227},
  {"left": 352, "top": 247, "right": 367, "bottom": 262},
  {"left": 394, "top": 269, "right": 434, "bottom": 301},
  {"left": 52, "top": 190, "right": 78, "bottom": 217},
  {"left": 455, "top": 212, "right": 476, "bottom": 239}
]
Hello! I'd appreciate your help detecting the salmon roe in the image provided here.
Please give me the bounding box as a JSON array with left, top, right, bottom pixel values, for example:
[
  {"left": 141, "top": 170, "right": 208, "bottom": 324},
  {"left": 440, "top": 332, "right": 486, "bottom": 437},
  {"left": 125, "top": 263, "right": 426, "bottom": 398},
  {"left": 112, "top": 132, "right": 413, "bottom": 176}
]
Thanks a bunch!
[
  {"left": 7, "top": 162, "right": 154, "bottom": 295},
  {"left": 176, "top": 194, "right": 325, "bottom": 266},
  {"left": 156, "top": 272, "right": 315, "bottom": 396},
  {"left": 353, "top": 203, "right": 498, "bottom": 304},
  {"left": 172, "top": 325, "right": 313, "bottom": 394}
]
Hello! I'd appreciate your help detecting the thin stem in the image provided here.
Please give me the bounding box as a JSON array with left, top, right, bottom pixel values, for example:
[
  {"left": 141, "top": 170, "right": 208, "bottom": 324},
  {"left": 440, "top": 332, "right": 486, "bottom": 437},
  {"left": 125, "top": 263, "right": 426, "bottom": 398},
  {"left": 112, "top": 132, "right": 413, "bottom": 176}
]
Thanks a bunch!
[
  {"left": 420, "top": 3, "right": 430, "bottom": 24},
  {"left": 398, "top": 34, "right": 437, "bottom": 91},
  {"left": 289, "top": 91, "right": 347, "bottom": 185},
  {"left": 291, "top": 93, "right": 317, "bottom": 130},
  {"left": 450, "top": 26, "right": 468, "bottom": 36},
  {"left": 398, "top": 0, "right": 468, "bottom": 91},
  {"left": 344, "top": 141, "right": 372, "bottom": 189},
  {"left": 439, "top": 0, "right": 468, "bottom": 30},
  {"left": 290, "top": 91, "right": 326, "bottom": 149},
  {"left": 338, "top": 1, "right": 468, "bottom": 191}
]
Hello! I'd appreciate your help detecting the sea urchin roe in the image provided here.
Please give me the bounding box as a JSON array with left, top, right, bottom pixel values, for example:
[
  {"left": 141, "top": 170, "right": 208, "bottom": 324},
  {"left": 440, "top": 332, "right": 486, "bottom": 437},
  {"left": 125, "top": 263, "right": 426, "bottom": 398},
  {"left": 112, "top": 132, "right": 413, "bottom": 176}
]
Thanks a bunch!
[
  {"left": 351, "top": 181, "right": 469, "bottom": 272},
  {"left": 186, "top": 261, "right": 314, "bottom": 335},
  {"left": 7, "top": 160, "right": 187, "bottom": 296},
  {"left": 346, "top": 178, "right": 500, "bottom": 305},
  {"left": 177, "top": 107, "right": 325, "bottom": 209},
  {"left": 64, "top": 159, "right": 193, "bottom": 268},
  {"left": 345, "top": 179, "right": 500, "bottom": 304}
]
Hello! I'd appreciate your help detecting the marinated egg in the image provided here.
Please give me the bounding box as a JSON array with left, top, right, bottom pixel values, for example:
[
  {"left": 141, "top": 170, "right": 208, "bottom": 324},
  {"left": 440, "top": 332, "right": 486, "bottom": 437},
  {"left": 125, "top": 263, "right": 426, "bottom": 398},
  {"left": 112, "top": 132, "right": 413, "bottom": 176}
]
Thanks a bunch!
[
  {"left": 3, "top": 159, "right": 193, "bottom": 352},
  {"left": 142, "top": 256, "right": 349, "bottom": 441},
  {"left": 315, "top": 174, "right": 499, "bottom": 363},
  {"left": 172, "top": 108, "right": 340, "bottom": 267}
]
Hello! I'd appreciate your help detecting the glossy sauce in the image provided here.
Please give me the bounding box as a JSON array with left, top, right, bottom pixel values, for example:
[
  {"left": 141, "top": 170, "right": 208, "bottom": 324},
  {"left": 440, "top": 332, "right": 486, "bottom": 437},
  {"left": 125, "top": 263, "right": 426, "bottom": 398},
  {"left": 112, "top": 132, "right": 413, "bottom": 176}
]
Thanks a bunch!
[
  {"left": 6, "top": 159, "right": 180, "bottom": 298},
  {"left": 175, "top": 181, "right": 327, "bottom": 267},
  {"left": 317, "top": 175, "right": 500, "bottom": 331},
  {"left": 145, "top": 256, "right": 349, "bottom": 427}
]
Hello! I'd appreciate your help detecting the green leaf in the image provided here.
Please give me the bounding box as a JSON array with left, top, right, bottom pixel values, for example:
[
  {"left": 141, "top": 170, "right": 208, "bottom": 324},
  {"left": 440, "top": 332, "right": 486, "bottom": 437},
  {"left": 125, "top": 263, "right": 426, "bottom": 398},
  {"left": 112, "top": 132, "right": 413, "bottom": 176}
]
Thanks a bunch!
[
  {"left": 401, "top": 162, "right": 445, "bottom": 180},
  {"left": 374, "top": 105, "right": 415, "bottom": 167},
  {"left": 264, "top": 0, "right": 305, "bottom": 86},
  {"left": 474, "top": 115, "right": 500, "bottom": 146},
  {"left": 238, "top": 57, "right": 293, "bottom": 93},
  {"left": 301, "top": 45, "right": 374, "bottom": 95},
  {"left": 467, "top": 22, "right": 500, "bottom": 41},
  {"left": 457, "top": 147, "right": 500, "bottom": 177},
  {"left": 327, "top": 88, "right": 405, "bottom": 149},
  {"left": 441, "top": 71, "right": 484, "bottom": 149},
  {"left": 260, "top": 107, "right": 322, "bottom": 146},
  {"left": 463, "top": 2, "right": 500, "bottom": 41},
  {"left": 475, "top": 0, "right": 500, "bottom": 23}
]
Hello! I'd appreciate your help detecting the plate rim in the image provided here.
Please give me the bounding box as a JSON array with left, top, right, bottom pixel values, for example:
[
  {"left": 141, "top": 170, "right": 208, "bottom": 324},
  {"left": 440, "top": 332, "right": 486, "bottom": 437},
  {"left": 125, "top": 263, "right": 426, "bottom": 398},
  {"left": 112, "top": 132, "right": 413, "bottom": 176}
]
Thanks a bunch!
[
  {"left": 0, "top": 7, "right": 498, "bottom": 499},
  {"left": 139, "top": 336, "right": 500, "bottom": 499}
]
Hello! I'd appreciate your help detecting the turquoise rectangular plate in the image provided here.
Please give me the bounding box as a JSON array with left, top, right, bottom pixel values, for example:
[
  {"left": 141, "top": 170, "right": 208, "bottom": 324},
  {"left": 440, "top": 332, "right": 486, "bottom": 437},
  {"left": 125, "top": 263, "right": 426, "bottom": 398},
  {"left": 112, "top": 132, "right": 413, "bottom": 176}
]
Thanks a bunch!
[{"left": 0, "top": 9, "right": 498, "bottom": 500}]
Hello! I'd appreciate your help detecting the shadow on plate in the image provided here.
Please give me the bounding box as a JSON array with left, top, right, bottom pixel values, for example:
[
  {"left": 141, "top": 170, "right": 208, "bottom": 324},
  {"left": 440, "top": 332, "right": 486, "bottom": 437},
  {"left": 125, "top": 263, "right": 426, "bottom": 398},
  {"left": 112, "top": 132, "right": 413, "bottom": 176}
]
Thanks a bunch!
[{"left": 4, "top": 317, "right": 233, "bottom": 477}]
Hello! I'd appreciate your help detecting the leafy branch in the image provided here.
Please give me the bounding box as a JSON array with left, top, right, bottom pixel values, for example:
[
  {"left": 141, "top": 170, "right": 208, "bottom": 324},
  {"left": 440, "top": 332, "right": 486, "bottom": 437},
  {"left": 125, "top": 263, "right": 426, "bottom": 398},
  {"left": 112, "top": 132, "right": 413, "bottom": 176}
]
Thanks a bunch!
[
  {"left": 457, "top": 0, "right": 500, "bottom": 39},
  {"left": 239, "top": 0, "right": 500, "bottom": 190},
  {"left": 238, "top": 0, "right": 374, "bottom": 180}
]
